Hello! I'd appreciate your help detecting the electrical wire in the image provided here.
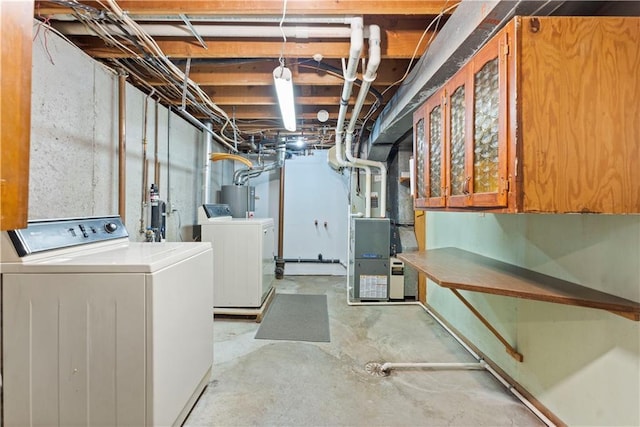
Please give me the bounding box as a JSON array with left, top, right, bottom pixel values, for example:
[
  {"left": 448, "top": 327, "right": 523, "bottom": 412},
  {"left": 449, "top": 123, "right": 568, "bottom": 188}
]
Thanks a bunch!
[
  {"left": 380, "top": 1, "right": 461, "bottom": 97},
  {"left": 49, "top": 0, "right": 245, "bottom": 148}
]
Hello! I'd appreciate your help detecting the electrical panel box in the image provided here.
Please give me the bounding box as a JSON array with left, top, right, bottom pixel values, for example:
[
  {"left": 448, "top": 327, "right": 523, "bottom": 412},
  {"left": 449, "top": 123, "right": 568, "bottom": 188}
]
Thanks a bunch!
[{"left": 352, "top": 218, "right": 390, "bottom": 301}]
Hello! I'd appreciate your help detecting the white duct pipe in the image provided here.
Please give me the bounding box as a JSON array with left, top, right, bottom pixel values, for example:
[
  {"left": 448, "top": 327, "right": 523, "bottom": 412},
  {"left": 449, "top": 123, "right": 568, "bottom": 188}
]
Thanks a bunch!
[
  {"left": 344, "top": 25, "right": 387, "bottom": 218},
  {"left": 334, "top": 17, "right": 364, "bottom": 166},
  {"left": 55, "top": 22, "right": 360, "bottom": 39},
  {"left": 380, "top": 361, "right": 487, "bottom": 372},
  {"left": 332, "top": 18, "right": 375, "bottom": 216}
]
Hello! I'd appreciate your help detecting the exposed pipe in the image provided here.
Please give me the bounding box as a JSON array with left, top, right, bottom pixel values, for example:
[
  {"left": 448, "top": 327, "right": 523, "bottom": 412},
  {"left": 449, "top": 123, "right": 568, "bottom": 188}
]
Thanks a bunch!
[
  {"left": 202, "top": 121, "right": 213, "bottom": 204},
  {"left": 117, "top": 71, "right": 127, "bottom": 222},
  {"left": 55, "top": 22, "right": 362, "bottom": 39},
  {"left": 139, "top": 92, "right": 151, "bottom": 234},
  {"left": 113, "top": 15, "right": 358, "bottom": 25},
  {"left": 177, "top": 108, "right": 238, "bottom": 152},
  {"left": 333, "top": 17, "right": 369, "bottom": 217},
  {"left": 166, "top": 105, "right": 171, "bottom": 205},
  {"left": 380, "top": 361, "right": 487, "bottom": 373},
  {"left": 210, "top": 153, "right": 253, "bottom": 168},
  {"left": 276, "top": 162, "right": 286, "bottom": 279},
  {"left": 233, "top": 144, "right": 286, "bottom": 185},
  {"left": 344, "top": 24, "right": 387, "bottom": 218},
  {"left": 334, "top": 17, "right": 364, "bottom": 164},
  {"left": 154, "top": 99, "right": 160, "bottom": 189}
]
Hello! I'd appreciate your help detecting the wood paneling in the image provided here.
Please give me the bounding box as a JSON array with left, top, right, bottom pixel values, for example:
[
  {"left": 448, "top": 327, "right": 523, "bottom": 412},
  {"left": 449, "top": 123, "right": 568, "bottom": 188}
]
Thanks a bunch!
[
  {"left": 518, "top": 17, "right": 640, "bottom": 213},
  {"left": 1, "top": 1, "right": 34, "bottom": 230}
]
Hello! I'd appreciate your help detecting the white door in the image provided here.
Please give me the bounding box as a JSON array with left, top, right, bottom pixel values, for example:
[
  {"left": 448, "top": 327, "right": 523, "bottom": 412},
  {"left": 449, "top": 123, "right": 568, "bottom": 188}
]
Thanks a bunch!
[{"left": 283, "top": 150, "right": 349, "bottom": 263}]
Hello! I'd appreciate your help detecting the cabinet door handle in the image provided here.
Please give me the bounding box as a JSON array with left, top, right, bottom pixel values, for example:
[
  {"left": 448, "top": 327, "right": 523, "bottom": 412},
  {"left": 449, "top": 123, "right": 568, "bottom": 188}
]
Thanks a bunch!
[{"left": 463, "top": 177, "right": 471, "bottom": 195}]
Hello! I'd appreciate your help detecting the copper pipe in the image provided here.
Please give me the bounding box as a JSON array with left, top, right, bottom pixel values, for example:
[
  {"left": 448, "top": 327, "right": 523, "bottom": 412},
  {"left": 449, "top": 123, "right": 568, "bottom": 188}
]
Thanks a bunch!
[
  {"left": 277, "top": 163, "right": 285, "bottom": 259},
  {"left": 139, "top": 94, "right": 151, "bottom": 234},
  {"left": 154, "top": 99, "right": 160, "bottom": 191},
  {"left": 118, "top": 72, "right": 127, "bottom": 222}
]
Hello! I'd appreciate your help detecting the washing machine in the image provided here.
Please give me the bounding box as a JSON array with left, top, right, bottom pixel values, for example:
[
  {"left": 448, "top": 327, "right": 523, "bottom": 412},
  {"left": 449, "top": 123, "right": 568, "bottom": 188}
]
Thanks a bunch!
[
  {"left": 198, "top": 204, "right": 275, "bottom": 308},
  {"left": 0, "top": 216, "right": 213, "bottom": 427}
]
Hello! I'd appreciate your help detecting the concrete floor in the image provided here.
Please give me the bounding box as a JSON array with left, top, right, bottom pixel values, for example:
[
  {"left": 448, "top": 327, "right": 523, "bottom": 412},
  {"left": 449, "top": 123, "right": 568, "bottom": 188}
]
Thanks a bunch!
[{"left": 185, "top": 275, "right": 545, "bottom": 427}]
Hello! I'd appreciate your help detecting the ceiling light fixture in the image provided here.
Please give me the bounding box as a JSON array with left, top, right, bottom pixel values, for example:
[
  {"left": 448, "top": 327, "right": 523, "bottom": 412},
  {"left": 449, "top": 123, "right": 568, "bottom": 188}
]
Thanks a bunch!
[{"left": 273, "top": 65, "right": 297, "bottom": 132}]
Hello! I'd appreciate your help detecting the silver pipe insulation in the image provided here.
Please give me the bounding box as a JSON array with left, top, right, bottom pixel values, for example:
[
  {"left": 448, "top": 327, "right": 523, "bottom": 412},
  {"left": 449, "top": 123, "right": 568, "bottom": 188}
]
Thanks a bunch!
[{"left": 232, "top": 144, "right": 286, "bottom": 185}]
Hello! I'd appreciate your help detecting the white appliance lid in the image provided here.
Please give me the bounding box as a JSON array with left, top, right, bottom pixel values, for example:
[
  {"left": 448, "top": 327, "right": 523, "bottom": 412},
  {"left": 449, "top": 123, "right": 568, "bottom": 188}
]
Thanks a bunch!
[{"left": 1, "top": 242, "right": 212, "bottom": 274}]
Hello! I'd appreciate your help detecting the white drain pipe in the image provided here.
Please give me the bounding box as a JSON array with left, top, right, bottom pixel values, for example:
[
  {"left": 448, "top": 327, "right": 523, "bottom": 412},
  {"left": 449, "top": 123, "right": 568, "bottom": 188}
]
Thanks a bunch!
[
  {"left": 57, "top": 22, "right": 359, "bottom": 39},
  {"left": 381, "top": 361, "right": 487, "bottom": 372},
  {"left": 333, "top": 18, "right": 373, "bottom": 217},
  {"left": 344, "top": 25, "right": 387, "bottom": 218}
]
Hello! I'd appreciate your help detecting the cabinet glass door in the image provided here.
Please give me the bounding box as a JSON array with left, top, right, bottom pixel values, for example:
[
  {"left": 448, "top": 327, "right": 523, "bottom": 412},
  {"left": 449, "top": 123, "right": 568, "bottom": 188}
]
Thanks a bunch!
[
  {"left": 445, "top": 69, "right": 471, "bottom": 208},
  {"left": 467, "top": 33, "right": 509, "bottom": 207},
  {"left": 424, "top": 93, "right": 446, "bottom": 207},
  {"left": 413, "top": 105, "right": 428, "bottom": 208}
]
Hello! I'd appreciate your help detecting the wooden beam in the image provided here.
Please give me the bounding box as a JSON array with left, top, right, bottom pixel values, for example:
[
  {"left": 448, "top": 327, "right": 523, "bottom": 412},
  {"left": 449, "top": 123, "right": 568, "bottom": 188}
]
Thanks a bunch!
[
  {"left": 145, "top": 59, "right": 412, "bottom": 87},
  {"left": 37, "top": 1, "right": 456, "bottom": 16},
  {"left": 80, "top": 29, "right": 434, "bottom": 59},
  {"left": 192, "top": 86, "right": 375, "bottom": 106},
  {"left": 192, "top": 105, "right": 348, "bottom": 120}
]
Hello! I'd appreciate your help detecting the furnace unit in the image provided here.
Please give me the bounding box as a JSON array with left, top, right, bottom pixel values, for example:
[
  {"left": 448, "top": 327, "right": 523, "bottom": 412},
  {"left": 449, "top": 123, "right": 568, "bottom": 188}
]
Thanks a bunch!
[{"left": 351, "top": 218, "right": 390, "bottom": 301}]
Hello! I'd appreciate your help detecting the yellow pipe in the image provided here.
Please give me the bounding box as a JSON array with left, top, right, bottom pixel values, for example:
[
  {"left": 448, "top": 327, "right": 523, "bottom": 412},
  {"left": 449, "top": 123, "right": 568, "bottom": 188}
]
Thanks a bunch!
[{"left": 210, "top": 153, "right": 253, "bottom": 168}]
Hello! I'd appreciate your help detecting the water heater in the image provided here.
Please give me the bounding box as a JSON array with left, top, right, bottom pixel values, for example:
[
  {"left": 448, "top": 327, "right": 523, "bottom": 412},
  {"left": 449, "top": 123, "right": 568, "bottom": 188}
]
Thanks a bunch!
[{"left": 221, "top": 185, "right": 255, "bottom": 218}]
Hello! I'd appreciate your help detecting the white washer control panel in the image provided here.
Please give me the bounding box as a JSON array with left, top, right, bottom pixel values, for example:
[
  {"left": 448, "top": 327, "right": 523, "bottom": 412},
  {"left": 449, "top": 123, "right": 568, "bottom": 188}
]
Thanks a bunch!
[{"left": 7, "top": 216, "right": 128, "bottom": 257}]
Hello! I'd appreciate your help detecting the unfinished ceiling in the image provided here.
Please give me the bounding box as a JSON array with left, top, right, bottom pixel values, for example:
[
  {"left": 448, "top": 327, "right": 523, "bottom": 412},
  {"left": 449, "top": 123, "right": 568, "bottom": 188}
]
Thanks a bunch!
[{"left": 35, "top": 1, "right": 456, "bottom": 152}]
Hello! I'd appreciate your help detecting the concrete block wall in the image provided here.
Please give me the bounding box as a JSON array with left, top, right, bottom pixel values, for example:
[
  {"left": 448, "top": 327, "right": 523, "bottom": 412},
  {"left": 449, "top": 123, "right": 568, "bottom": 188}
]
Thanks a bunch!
[{"left": 29, "top": 21, "right": 229, "bottom": 240}]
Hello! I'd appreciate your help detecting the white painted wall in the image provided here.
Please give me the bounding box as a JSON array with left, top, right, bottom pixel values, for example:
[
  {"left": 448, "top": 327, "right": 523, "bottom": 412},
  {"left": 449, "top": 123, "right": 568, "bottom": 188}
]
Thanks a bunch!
[
  {"left": 250, "top": 151, "right": 349, "bottom": 264},
  {"left": 426, "top": 212, "right": 640, "bottom": 426},
  {"left": 282, "top": 151, "right": 349, "bottom": 263},
  {"left": 29, "top": 21, "right": 229, "bottom": 241}
]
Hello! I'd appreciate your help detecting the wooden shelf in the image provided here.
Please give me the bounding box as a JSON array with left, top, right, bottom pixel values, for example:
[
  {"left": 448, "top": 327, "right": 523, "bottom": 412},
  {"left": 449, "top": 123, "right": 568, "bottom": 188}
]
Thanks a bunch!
[{"left": 398, "top": 248, "right": 640, "bottom": 321}]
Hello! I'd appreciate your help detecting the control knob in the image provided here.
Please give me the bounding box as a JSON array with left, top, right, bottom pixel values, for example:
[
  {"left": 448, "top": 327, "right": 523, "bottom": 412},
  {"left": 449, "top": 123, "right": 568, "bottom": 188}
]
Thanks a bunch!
[{"left": 104, "top": 222, "right": 118, "bottom": 233}]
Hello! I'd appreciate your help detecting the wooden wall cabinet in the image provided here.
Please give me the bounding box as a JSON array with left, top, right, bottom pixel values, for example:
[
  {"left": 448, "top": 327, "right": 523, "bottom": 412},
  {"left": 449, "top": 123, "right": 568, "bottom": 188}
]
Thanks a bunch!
[
  {"left": 0, "top": 1, "right": 34, "bottom": 230},
  {"left": 413, "top": 16, "right": 640, "bottom": 214}
]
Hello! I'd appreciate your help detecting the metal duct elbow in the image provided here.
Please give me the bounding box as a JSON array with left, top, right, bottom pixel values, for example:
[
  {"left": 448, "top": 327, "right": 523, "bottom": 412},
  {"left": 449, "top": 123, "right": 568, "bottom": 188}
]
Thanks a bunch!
[{"left": 233, "top": 144, "right": 287, "bottom": 185}]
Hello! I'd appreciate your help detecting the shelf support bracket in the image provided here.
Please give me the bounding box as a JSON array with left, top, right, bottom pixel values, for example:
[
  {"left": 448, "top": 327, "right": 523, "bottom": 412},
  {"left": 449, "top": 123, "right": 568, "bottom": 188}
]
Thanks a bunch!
[{"left": 450, "top": 289, "right": 524, "bottom": 362}]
